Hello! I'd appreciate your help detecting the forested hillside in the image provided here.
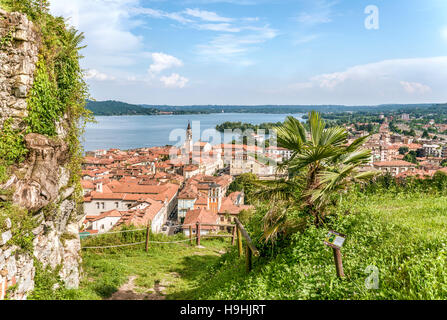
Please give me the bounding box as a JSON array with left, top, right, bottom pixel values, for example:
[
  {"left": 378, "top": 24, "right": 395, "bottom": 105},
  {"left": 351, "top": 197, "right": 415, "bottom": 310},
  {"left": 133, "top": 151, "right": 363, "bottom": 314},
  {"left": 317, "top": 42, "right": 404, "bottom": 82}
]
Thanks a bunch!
[{"left": 86, "top": 100, "right": 160, "bottom": 116}]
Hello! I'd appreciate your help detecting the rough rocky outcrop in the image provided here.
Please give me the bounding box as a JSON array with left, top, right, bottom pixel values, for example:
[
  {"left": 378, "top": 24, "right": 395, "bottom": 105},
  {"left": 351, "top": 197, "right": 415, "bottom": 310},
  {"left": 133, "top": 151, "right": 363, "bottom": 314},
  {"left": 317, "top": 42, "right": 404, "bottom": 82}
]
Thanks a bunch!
[
  {"left": 0, "top": 8, "right": 39, "bottom": 131},
  {"left": 0, "top": 9, "right": 82, "bottom": 300}
]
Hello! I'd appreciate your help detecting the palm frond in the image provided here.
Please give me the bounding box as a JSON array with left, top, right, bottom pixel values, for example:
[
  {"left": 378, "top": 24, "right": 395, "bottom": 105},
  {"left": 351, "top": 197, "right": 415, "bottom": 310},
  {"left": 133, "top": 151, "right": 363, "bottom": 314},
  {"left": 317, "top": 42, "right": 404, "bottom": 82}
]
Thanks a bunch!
[{"left": 308, "top": 111, "right": 325, "bottom": 147}]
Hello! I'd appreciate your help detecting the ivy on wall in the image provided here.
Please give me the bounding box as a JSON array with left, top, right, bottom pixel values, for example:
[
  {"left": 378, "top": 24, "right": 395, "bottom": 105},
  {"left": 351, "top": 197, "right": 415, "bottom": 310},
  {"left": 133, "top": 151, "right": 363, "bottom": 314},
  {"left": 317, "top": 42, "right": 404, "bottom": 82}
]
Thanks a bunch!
[{"left": 0, "top": 0, "right": 93, "bottom": 244}]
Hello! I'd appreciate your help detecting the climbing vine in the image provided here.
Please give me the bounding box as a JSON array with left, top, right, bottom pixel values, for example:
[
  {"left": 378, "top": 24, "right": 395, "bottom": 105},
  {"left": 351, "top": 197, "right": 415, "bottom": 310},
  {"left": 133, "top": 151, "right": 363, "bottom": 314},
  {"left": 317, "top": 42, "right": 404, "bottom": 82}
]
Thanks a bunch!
[
  {"left": 0, "top": 119, "right": 28, "bottom": 183},
  {"left": 1, "top": 0, "right": 93, "bottom": 202}
]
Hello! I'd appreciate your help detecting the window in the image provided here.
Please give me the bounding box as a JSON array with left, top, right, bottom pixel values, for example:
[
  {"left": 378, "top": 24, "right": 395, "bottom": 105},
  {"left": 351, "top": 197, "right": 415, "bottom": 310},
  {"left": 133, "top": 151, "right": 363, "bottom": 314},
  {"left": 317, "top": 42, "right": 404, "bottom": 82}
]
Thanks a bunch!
[
  {"left": 102, "top": 202, "right": 105, "bottom": 209},
  {"left": 115, "top": 202, "right": 119, "bottom": 208},
  {"left": 96, "top": 202, "right": 100, "bottom": 209}
]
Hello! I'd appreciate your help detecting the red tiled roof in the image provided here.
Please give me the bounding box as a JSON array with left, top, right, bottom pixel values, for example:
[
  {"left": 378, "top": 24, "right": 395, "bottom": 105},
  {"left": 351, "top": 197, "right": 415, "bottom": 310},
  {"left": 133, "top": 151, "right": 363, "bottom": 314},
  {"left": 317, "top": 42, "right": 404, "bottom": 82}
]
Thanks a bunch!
[
  {"left": 373, "top": 160, "right": 416, "bottom": 167},
  {"left": 182, "top": 208, "right": 219, "bottom": 230}
]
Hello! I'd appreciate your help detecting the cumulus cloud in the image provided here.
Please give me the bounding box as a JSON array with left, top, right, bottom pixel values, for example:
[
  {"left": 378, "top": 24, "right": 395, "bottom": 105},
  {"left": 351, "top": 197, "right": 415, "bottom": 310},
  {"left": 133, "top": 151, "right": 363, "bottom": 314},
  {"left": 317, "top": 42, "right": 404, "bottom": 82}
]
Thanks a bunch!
[
  {"left": 400, "top": 81, "right": 432, "bottom": 94},
  {"left": 310, "top": 57, "right": 447, "bottom": 90},
  {"left": 149, "top": 53, "right": 184, "bottom": 74},
  {"left": 84, "top": 69, "right": 115, "bottom": 81},
  {"left": 284, "top": 56, "right": 447, "bottom": 104},
  {"left": 160, "top": 73, "right": 189, "bottom": 88}
]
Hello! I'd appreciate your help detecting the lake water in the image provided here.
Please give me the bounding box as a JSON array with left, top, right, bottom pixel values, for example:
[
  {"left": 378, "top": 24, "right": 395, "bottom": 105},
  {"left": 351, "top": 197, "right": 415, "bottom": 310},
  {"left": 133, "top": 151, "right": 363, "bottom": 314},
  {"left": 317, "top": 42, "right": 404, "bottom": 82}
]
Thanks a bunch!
[{"left": 82, "top": 113, "right": 304, "bottom": 152}]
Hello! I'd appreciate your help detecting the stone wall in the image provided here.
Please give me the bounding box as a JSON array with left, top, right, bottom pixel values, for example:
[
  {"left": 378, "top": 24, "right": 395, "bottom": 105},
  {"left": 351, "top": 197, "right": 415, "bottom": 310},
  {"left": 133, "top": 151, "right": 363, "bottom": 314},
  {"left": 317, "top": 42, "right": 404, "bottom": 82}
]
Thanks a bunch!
[
  {"left": 0, "top": 9, "right": 83, "bottom": 300},
  {"left": 0, "top": 8, "right": 38, "bottom": 130}
]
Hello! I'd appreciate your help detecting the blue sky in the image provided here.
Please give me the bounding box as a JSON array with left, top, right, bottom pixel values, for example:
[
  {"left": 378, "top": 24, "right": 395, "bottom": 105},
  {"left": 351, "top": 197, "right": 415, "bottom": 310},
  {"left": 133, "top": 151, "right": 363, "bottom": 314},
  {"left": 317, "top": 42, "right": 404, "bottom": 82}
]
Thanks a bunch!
[{"left": 50, "top": 0, "right": 447, "bottom": 105}]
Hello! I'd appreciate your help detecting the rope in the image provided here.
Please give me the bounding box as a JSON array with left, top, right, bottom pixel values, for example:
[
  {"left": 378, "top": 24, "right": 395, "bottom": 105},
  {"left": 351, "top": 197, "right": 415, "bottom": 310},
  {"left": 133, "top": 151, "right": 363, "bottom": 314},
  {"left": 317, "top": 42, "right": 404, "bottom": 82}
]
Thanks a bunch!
[
  {"left": 147, "top": 238, "right": 196, "bottom": 244},
  {"left": 82, "top": 241, "right": 146, "bottom": 249},
  {"left": 82, "top": 228, "right": 147, "bottom": 237},
  {"left": 81, "top": 222, "right": 235, "bottom": 249},
  {"left": 82, "top": 236, "right": 198, "bottom": 249}
]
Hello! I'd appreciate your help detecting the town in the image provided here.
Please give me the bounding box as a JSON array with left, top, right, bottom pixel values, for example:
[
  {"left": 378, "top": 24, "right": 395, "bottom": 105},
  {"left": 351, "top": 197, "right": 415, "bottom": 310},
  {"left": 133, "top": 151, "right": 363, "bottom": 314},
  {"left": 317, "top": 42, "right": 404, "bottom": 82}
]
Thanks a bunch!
[{"left": 80, "top": 112, "right": 447, "bottom": 236}]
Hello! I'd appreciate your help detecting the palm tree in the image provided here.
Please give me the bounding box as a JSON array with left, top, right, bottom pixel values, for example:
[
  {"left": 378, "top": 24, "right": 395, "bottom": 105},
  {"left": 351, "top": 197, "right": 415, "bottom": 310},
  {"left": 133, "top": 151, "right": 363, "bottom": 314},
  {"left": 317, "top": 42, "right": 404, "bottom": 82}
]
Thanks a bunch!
[{"left": 254, "top": 111, "right": 375, "bottom": 241}]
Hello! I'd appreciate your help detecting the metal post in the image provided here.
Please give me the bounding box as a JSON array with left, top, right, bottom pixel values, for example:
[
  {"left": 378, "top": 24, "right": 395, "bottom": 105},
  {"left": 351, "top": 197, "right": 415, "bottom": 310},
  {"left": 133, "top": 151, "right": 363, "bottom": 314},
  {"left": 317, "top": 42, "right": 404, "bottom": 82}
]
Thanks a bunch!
[{"left": 333, "top": 248, "right": 344, "bottom": 278}]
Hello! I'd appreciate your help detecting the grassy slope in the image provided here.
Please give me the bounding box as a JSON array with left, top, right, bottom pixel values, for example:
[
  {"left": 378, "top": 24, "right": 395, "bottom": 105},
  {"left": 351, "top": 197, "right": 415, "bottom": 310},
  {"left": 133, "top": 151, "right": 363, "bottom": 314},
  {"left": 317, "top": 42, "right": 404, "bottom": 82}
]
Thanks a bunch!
[
  {"left": 72, "top": 239, "right": 232, "bottom": 300},
  {"left": 68, "top": 192, "right": 447, "bottom": 300},
  {"left": 191, "top": 192, "right": 447, "bottom": 300}
]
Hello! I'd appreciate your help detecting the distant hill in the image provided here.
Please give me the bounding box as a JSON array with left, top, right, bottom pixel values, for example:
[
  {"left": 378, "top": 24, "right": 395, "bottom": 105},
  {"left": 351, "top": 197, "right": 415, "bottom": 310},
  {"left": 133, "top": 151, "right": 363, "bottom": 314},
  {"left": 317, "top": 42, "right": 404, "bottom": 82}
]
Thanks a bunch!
[
  {"left": 86, "top": 100, "right": 447, "bottom": 116},
  {"left": 142, "top": 103, "right": 446, "bottom": 114},
  {"left": 86, "top": 100, "right": 160, "bottom": 116}
]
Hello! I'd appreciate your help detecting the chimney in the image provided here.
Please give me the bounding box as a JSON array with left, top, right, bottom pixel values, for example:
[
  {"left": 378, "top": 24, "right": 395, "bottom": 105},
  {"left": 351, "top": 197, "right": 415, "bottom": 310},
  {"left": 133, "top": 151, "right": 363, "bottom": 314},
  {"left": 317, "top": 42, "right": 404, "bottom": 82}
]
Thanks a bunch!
[{"left": 96, "top": 182, "right": 103, "bottom": 193}]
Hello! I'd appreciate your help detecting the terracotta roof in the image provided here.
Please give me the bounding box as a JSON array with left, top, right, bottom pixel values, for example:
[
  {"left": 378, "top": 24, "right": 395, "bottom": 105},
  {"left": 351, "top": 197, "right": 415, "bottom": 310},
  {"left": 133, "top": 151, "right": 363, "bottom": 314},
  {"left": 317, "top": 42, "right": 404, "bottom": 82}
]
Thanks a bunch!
[
  {"left": 84, "top": 209, "right": 122, "bottom": 223},
  {"left": 182, "top": 208, "right": 220, "bottom": 230},
  {"left": 373, "top": 160, "right": 416, "bottom": 167}
]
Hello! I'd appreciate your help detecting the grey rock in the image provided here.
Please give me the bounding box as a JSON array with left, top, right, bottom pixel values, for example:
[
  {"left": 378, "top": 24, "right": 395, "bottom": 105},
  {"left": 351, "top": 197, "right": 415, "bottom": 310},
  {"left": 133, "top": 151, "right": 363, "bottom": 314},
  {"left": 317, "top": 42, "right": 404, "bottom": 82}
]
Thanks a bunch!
[{"left": 0, "top": 230, "right": 12, "bottom": 245}]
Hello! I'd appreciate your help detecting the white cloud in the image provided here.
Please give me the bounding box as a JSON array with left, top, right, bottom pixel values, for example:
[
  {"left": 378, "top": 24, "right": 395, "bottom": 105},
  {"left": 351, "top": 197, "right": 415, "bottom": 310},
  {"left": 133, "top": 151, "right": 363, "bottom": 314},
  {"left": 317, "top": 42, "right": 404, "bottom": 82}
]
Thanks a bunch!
[
  {"left": 196, "top": 23, "right": 241, "bottom": 33},
  {"left": 295, "top": 0, "right": 337, "bottom": 26},
  {"left": 308, "top": 57, "right": 447, "bottom": 91},
  {"left": 160, "top": 73, "right": 189, "bottom": 88},
  {"left": 196, "top": 25, "right": 278, "bottom": 64},
  {"left": 84, "top": 69, "right": 115, "bottom": 81},
  {"left": 296, "top": 12, "right": 331, "bottom": 25},
  {"left": 134, "top": 8, "right": 194, "bottom": 24},
  {"left": 183, "top": 8, "right": 233, "bottom": 22},
  {"left": 283, "top": 56, "right": 447, "bottom": 104},
  {"left": 400, "top": 81, "right": 432, "bottom": 95},
  {"left": 442, "top": 27, "right": 447, "bottom": 40},
  {"left": 149, "top": 53, "right": 184, "bottom": 74}
]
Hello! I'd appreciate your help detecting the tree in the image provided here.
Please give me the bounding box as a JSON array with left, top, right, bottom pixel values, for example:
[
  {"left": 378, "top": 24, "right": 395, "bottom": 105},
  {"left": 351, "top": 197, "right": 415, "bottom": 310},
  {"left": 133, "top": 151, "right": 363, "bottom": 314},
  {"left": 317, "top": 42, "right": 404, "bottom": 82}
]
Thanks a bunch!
[
  {"left": 403, "top": 151, "right": 417, "bottom": 164},
  {"left": 399, "top": 146, "right": 409, "bottom": 155},
  {"left": 422, "top": 130, "right": 430, "bottom": 139},
  {"left": 254, "top": 112, "right": 374, "bottom": 240},
  {"left": 227, "top": 173, "right": 257, "bottom": 204}
]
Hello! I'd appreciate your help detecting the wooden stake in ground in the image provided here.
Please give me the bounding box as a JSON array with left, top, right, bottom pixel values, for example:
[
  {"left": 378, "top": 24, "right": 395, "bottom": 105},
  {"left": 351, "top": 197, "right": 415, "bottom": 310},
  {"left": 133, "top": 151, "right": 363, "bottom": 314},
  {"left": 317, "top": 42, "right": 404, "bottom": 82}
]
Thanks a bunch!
[
  {"left": 145, "top": 224, "right": 150, "bottom": 252},
  {"left": 323, "top": 230, "right": 346, "bottom": 278},
  {"left": 245, "top": 245, "right": 252, "bottom": 272},
  {"left": 332, "top": 247, "right": 344, "bottom": 278},
  {"left": 237, "top": 226, "right": 242, "bottom": 257},
  {"left": 189, "top": 225, "right": 193, "bottom": 245},
  {"left": 196, "top": 222, "right": 201, "bottom": 246}
]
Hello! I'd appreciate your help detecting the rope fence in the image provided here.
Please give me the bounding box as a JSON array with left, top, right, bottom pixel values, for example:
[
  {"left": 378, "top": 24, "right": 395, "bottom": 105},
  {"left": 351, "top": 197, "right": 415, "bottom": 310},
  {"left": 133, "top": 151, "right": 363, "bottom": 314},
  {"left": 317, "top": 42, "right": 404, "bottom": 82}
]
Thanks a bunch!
[
  {"left": 80, "top": 221, "right": 233, "bottom": 250},
  {"left": 80, "top": 219, "right": 260, "bottom": 274}
]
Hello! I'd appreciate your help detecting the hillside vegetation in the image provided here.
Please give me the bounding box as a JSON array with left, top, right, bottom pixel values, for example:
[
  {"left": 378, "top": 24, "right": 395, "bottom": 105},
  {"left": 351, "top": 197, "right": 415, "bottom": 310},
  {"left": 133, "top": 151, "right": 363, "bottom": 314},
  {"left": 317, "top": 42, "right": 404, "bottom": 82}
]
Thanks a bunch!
[
  {"left": 191, "top": 189, "right": 447, "bottom": 299},
  {"left": 86, "top": 100, "right": 159, "bottom": 116},
  {"left": 52, "top": 186, "right": 447, "bottom": 300}
]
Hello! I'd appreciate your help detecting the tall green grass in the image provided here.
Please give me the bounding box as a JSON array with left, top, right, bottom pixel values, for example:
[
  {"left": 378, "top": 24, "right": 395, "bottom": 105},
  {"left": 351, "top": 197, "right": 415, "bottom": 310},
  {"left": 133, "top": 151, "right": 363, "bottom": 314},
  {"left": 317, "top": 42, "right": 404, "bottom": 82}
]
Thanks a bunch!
[{"left": 191, "top": 191, "right": 447, "bottom": 300}]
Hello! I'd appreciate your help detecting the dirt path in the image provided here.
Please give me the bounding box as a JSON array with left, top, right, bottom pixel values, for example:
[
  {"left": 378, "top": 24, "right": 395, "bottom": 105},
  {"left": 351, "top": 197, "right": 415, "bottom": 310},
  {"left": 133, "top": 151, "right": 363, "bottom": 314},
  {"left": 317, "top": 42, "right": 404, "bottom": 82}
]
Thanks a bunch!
[{"left": 107, "top": 276, "right": 166, "bottom": 300}]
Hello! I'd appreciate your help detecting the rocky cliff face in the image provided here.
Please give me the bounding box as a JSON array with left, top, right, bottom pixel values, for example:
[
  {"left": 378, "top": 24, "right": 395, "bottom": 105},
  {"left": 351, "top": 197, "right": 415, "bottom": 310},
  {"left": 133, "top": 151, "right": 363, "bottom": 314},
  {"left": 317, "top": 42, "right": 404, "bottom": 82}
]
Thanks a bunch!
[{"left": 0, "top": 9, "right": 82, "bottom": 300}]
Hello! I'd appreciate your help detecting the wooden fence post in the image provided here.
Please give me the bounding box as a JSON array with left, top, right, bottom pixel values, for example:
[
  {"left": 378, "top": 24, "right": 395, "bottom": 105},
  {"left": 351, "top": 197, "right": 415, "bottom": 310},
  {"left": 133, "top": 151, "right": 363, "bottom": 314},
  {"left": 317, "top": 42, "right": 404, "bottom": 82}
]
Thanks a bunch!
[
  {"left": 189, "top": 225, "right": 193, "bottom": 245},
  {"left": 231, "top": 226, "right": 236, "bottom": 246},
  {"left": 145, "top": 224, "right": 150, "bottom": 252},
  {"left": 237, "top": 226, "right": 242, "bottom": 257},
  {"left": 196, "top": 222, "right": 201, "bottom": 246},
  {"left": 333, "top": 248, "right": 345, "bottom": 278},
  {"left": 245, "top": 245, "right": 252, "bottom": 272}
]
